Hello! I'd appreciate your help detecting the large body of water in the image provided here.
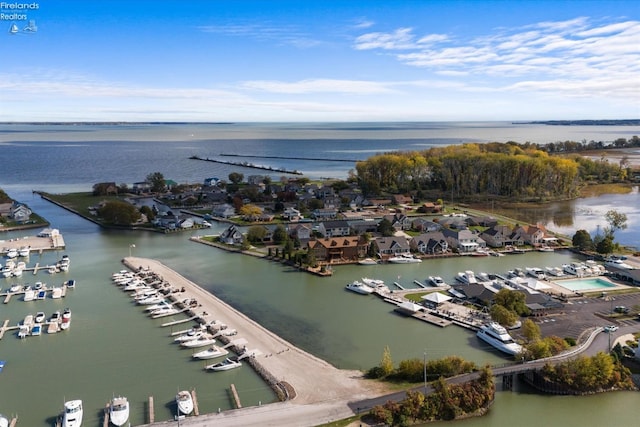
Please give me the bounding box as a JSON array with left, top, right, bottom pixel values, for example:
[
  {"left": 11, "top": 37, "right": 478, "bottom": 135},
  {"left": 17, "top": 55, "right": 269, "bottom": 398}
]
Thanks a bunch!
[{"left": 0, "top": 123, "right": 638, "bottom": 426}]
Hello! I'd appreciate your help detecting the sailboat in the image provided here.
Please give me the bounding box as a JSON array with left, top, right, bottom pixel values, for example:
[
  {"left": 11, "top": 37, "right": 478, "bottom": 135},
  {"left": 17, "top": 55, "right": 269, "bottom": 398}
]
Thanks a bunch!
[{"left": 9, "top": 23, "right": 19, "bottom": 34}]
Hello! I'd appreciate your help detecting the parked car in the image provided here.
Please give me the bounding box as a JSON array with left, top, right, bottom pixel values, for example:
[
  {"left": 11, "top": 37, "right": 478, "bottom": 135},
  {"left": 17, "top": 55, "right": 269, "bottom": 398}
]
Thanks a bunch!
[
  {"left": 603, "top": 325, "right": 619, "bottom": 332},
  {"left": 614, "top": 305, "right": 630, "bottom": 314}
]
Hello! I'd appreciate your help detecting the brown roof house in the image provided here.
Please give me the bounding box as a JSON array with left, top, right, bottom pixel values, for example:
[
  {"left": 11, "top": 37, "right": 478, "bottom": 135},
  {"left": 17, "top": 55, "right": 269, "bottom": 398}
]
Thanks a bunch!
[{"left": 308, "top": 236, "right": 369, "bottom": 262}]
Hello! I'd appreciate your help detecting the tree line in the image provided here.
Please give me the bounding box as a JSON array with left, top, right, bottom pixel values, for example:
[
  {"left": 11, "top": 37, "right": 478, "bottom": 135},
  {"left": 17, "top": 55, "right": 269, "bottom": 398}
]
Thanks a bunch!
[{"left": 355, "top": 142, "right": 631, "bottom": 199}]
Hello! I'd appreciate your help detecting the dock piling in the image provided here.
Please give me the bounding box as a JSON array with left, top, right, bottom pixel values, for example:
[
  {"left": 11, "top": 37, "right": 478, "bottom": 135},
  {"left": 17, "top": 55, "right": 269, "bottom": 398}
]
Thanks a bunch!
[
  {"left": 191, "top": 389, "right": 200, "bottom": 416},
  {"left": 230, "top": 384, "right": 242, "bottom": 409},
  {"left": 147, "top": 396, "right": 154, "bottom": 423}
]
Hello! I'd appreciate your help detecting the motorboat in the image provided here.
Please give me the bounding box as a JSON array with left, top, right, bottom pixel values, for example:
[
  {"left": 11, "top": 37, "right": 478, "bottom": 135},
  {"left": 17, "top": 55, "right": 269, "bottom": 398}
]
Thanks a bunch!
[
  {"left": 585, "top": 260, "right": 606, "bottom": 275},
  {"left": 37, "top": 289, "right": 47, "bottom": 300},
  {"left": 0, "top": 413, "right": 8, "bottom": 427},
  {"left": 136, "top": 294, "right": 165, "bottom": 305},
  {"left": 18, "top": 324, "right": 30, "bottom": 338},
  {"left": 455, "top": 270, "right": 478, "bottom": 285},
  {"left": 109, "top": 396, "right": 129, "bottom": 426},
  {"left": 22, "top": 288, "right": 36, "bottom": 301},
  {"left": 150, "top": 306, "right": 180, "bottom": 318},
  {"left": 144, "top": 300, "right": 173, "bottom": 312},
  {"left": 31, "top": 323, "right": 42, "bottom": 336},
  {"left": 525, "top": 267, "right": 545, "bottom": 280},
  {"left": 1, "top": 264, "right": 13, "bottom": 278},
  {"left": 66, "top": 279, "right": 76, "bottom": 289},
  {"left": 206, "top": 357, "right": 242, "bottom": 371},
  {"left": 18, "top": 246, "right": 31, "bottom": 257},
  {"left": 58, "top": 255, "right": 71, "bottom": 272},
  {"left": 537, "top": 245, "right": 554, "bottom": 252},
  {"left": 4, "top": 248, "right": 18, "bottom": 258},
  {"left": 605, "top": 258, "right": 633, "bottom": 269},
  {"left": 345, "top": 280, "right": 374, "bottom": 295},
  {"left": 61, "top": 399, "right": 83, "bottom": 427},
  {"left": 545, "top": 266, "right": 564, "bottom": 277},
  {"left": 50, "top": 310, "right": 61, "bottom": 324},
  {"left": 175, "top": 390, "right": 194, "bottom": 415},
  {"left": 9, "top": 284, "right": 21, "bottom": 293},
  {"left": 361, "top": 277, "right": 385, "bottom": 288},
  {"left": 427, "top": 276, "right": 447, "bottom": 287},
  {"left": 388, "top": 253, "right": 422, "bottom": 263},
  {"left": 192, "top": 345, "right": 229, "bottom": 360},
  {"left": 358, "top": 258, "right": 378, "bottom": 265},
  {"left": 181, "top": 335, "right": 216, "bottom": 348},
  {"left": 476, "top": 322, "right": 523, "bottom": 356},
  {"left": 35, "top": 311, "right": 46, "bottom": 323},
  {"left": 61, "top": 308, "right": 71, "bottom": 330},
  {"left": 174, "top": 328, "right": 206, "bottom": 342},
  {"left": 51, "top": 286, "right": 64, "bottom": 299},
  {"left": 22, "top": 314, "right": 34, "bottom": 327},
  {"left": 563, "top": 262, "right": 589, "bottom": 277}
]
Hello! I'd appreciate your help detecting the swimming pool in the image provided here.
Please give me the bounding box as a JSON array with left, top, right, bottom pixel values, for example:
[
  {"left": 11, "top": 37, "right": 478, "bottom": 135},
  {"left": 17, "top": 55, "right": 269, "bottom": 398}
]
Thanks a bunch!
[{"left": 555, "top": 277, "right": 616, "bottom": 291}]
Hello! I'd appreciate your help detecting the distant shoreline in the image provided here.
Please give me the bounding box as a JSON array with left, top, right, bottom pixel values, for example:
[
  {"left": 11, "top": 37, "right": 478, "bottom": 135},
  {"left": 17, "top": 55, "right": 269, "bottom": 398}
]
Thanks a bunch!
[{"left": 514, "top": 119, "right": 640, "bottom": 126}]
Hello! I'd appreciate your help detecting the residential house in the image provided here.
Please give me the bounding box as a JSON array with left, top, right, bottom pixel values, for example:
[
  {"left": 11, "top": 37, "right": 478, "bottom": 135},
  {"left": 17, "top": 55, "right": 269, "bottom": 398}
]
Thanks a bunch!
[
  {"left": 311, "top": 208, "right": 338, "bottom": 220},
  {"left": 132, "top": 181, "right": 152, "bottom": 194},
  {"left": 373, "top": 237, "right": 411, "bottom": 259},
  {"left": 316, "top": 220, "right": 351, "bottom": 238},
  {"left": 513, "top": 224, "right": 547, "bottom": 246},
  {"left": 480, "top": 225, "right": 515, "bottom": 248},
  {"left": 0, "top": 202, "right": 13, "bottom": 217},
  {"left": 410, "top": 232, "right": 449, "bottom": 255},
  {"left": 442, "top": 229, "right": 485, "bottom": 253},
  {"left": 211, "top": 203, "right": 236, "bottom": 218},
  {"left": 363, "top": 198, "right": 392, "bottom": 207},
  {"left": 203, "top": 177, "right": 221, "bottom": 187},
  {"left": 10, "top": 203, "right": 32, "bottom": 223},
  {"left": 219, "top": 225, "right": 244, "bottom": 245},
  {"left": 347, "top": 219, "right": 379, "bottom": 235},
  {"left": 391, "top": 194, "right": 413, "bottom": 205},
  {"left": 287, "top": 223, "right": 312, "bottom": 248},
  {"left": 308, "top": 236, "right": 368, "bottom": 262},
  {"left": 383, "top": 213, "right": 412, "bottom": 231},
  {"left": 466, "top": 216, "right": 498, "bottom": 228},
  {"left": 411, "top": 218, "right": 442, "bottom": 233},
  {"left": 282, "top": 207, "right": 301, "bottom": 221},
  {"left": 417, "top": 202, "right": 443, "bottom": 214}
]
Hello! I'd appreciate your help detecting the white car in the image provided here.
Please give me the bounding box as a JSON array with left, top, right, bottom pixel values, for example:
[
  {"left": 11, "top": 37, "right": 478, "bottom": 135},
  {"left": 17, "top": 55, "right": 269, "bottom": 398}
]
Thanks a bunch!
[{"left": 603, "top": 325, "right": 619, "bottom": 333}]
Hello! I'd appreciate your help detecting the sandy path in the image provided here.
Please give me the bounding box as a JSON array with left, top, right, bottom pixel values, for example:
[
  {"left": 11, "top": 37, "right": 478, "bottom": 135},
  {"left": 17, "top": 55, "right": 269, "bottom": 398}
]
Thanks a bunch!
[{"left": 124, "top": 257, "right": 388, "bottom": 425}]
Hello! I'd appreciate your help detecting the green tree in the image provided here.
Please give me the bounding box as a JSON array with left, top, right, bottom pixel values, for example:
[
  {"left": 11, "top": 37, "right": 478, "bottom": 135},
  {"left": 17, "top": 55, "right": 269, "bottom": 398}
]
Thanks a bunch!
[
  {"left": 98, "top": 201, "right": 141, "bottom": 226},
  {"left": 146, "top": 172, "right": 166, "bottom": 193},
  {"left": 604, "top": 210, "right": 628, "bottom": 238},
  {"left": 572, "top": 229, "right": 594, "bottom": 251},
  {"left": 228, "top": 172, "right": 244, "bottom": 184},
  {"left": 493, "top": 289, "right": 530, "bottom": 316},
  {"left": 246, "top": 225, "right": 267, "bottom": 243},
  {"left": 521, "top": 318, "right": 541, "bottom": 343},
  {"left": 489, "top": 304, "right": 518, "bottom": 326},
  {"left": 139, "top": 205, "right": 155, "bottom": 222},
  {"left": 272, "top": 225, "right": 288, "bottom": 245},
  {"left": 596, "top": 236, "right": 615, "bottom": 255},
  {"left": 378, "top": 218, "right": 395, "bottom": 237}
]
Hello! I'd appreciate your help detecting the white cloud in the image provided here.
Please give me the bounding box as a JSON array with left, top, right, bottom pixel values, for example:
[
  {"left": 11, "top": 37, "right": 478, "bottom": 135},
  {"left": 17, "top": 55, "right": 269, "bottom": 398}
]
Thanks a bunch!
[{"left": 241, "top": 78, "right": 398, "bottom": 94}]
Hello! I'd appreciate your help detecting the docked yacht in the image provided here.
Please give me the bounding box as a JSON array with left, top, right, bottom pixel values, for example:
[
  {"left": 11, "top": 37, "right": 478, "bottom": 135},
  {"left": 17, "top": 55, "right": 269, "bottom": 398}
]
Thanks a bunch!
[
  {"left": 345, "top": 280, "right": 374, "bottom": 295},
  {"left": 358, "top": 258, "right": 378, "bottom": 265},
  {"left": 60, "top": 308, "right": 71, "bottom": 330},
  {"left": 456, "top": 270, "right": 478, "bottom": 285},
  {"left": 173, "top": 329, "right": 207, "bottom": 343},
  {"left": 388, "top": 253, "right": 422, "bottom": 263},
  {"left": 360, "top": 277, "right": 389, "bottom": 291},
  {"left": 18, "top": 246, "right": 30, "bottom": 257},
  {"left": 109, "top": 396, "right": 129, "bottom": 426},
  {"left": 476, "top": 322, "right": 523, "bottom": 356},
  {"left": 206, "top": 357, "right": 242, "bottom": 371},
  {"left": 525, "top": 267, "right": 546, "bottom": 280},
  {"left": 180, "top": 335, "right": 216, "bottom": 348},
  {"left": 192, "top": 345, "right": 229, "bottom": 360},
  {"left": 545, "top": 266, "right": 564, "bottom": 277},
  {"left": 563, "top": 262, "right": 589, "bottom": 277},
  {"left": 61, "top": 399, "right": 83, "bottom": 427},
  {"left": 605, "top": 258, "right": 633, "bottom": 269},
  {"left": 34, "top": 311, "right": 46, "bottom": 323},
  {"left": 175, "top": 390, "right": 194, "bottom": 415},
  {"left": 150, "top": 306, "right": 180, "bottom": 318},
  {"left": 427, "top": 276, "right": 447, "bottom": 287},
  {"left": 58, "top": 255, "right": 71, "bottom": 272},
  {"left": 4, "top": 248, "right": 18, "bottom": 259}
]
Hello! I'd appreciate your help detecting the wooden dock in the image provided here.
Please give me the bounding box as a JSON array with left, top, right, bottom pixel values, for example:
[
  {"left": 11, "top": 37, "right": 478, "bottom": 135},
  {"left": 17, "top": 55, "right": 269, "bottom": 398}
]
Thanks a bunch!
[
  {"left": 191, "top": 389, "right": 200, "bottom": 416},
  {"left": 0, "top": 319, "right": 10, "bottom": 340},
  {"left": 230, "top": 384, "right": 242, "bottom": 409},
  {"left": 161, "top": 314, "right": 198, "bottom": 327},
  {"left": 147, "top": 396, "right": 155, "bottom": 423},
  {"left": 9, "top": 416, "right": 17, "bottom": 427}
]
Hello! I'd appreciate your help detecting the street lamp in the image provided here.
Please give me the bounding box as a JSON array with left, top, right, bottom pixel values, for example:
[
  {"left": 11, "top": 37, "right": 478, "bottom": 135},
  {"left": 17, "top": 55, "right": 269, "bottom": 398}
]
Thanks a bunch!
[
  {"left": 129, "top": 244, "right": 136, "bottom": 257},
  {"left": 423, "top": 350, "right": 427, "bottom": 393}
]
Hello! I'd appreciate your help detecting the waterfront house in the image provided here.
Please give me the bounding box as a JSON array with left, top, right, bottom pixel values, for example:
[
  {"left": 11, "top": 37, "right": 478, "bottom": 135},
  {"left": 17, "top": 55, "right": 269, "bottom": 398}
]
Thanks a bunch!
[
  {"left": 10, "top": 203, "right": 32, "bottom": 223},
  {"left": 132, "top": 181, "right": 152, "bottom": 194},
  {"left": 442, "top": 229, "right": 484, "bottom": 253},
  {"left": 383, "top": 213, "right": 412, "bottom": 231},
  {"left": 307, "top": 236, "right": 368, "bottom": 262},
  {"left": 373, "top": 237, "right": 411, "bottom": 258},
  {"left": 480, "top": 225, "right": 516, "bottom": 248},
  {"left": 282, "top": 207, "right": 301, "bottom": 221},
  {"left": 316, "top": 220, "right": 351, "bottom": 238},
  {"left": 513, "top": 224, "right": 547, "bottom": 246},
  {"left": 287, "top": 223, "right": 312, "bottom": 248},
  {"left": 220, "top": 225, "right": 244, "bottom": 245},
  {"left": 411, "top": 218, "right": 442, "bottom": 233},
  {"left": 410, "top": 232, "right": 448, "bottom": 255},
  {"left": 391, "top": 194, "right": 413, "bottom": 205},
  {"left": 211, "top": 203, "right": 236, "bottom": 218},
  {"left": 311, "top": 208, "right": 338, "bottom": 220},
  {"left": 347, "top": 219, "right": 379, "bottom": 235}
]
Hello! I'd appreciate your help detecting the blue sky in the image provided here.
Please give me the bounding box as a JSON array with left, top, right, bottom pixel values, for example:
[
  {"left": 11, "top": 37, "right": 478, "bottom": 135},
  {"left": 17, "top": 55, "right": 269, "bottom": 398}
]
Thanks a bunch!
[{"left": 1, "top": 0, "right": 638, "bottom": 121}]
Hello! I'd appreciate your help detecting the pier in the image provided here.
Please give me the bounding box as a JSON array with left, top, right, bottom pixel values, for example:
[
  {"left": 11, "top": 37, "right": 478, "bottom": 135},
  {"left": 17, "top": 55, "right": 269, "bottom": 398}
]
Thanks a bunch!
[
  {"left": 147, "top": 396, "right": 155, "bottom": 423},
  {"left": 0, "top": 319, "right": 10, "bottom": 339},
  {"left": 191, "top": 389, "right": 200, "bottom": 416}
]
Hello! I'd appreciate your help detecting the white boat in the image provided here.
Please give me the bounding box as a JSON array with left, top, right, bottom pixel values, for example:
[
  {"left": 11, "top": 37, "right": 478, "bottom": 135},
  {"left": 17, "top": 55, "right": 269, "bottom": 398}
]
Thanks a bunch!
[
  {"left": 361, "top": 277, "right": 385, "bottom": 287},
  {"left": 192, "top": 345, "right": 229, "bottom": 360},
  {"left": 12, "top": 262, "right": 24, "bottom": 277},
  {"left": 60, "top": 308, "right": 71, "bottom": 330},
  {"left": 206, "top": 357, "right": 242, "bottom": 371},
  {"left": 22, "top": 314, "right": 34, "bottom": 326},
  {"left": 51, "top": 287, "right": 64, "bottom": 299},
  {"left": 545, "top": 266, "right": 564, "bottom": 277},
  {"left": 174, "top": 328, "right": 206, "bottom": 343},
  {"left": 1, "top": 265, "right": 13, "bottom": 278},
  {"left": 181, "top": 335, "right": 216, "bottom": 348},
  {"left": 5, "top": 248, "right": 18, "bottom": 258},
  {"left": 9, "top": 284, "right": 21, "bottom": 292},
  {"left": 35, "top": 311, "right": 46, "bottom": 323},
  {"left": 23, "top": 288, "right": 36, "bottom": 302},
  {"left": 50, "top": 310, "right": 61, "bottom": 324},
  {"left": 58, "top": 255, "right": 71, "bottom": 272},
  {"left": 358, "top": 258, "right": 378, "bottom": 265},
  {"left": 144, "top": 300, "right": 173, "bottom": 312},
  {"left": 537, "top": 245, "right": 554, "bottom": 252},
  {"left": 605, "top": 258, "right": 633, "bottom": 269},
  {"left": 175, "top": 390, "right": 194, "bottom": 415},
  {"left": 563, "top": 262, "right": 589, "bottom": 277},
  {"left": 109, "top": 396, "right": 129, "bottom": 426},
  {"left": 18, "top": 246, "right": 31, "bottom": 257},
  {"left": 48, "top": 265, "right": 58, "bottom": 274},
  {"left": 427, "top": 276, "right": 447, "bottom": 287},
  {"left": 136, "top": 294, "right": 165, "bottom": 305},
  {"left": 0, "top": 414, "right": 8, "bottom": 427},
  {"left": 476, "top": 322, "right": 523, "bottom": 356},
  {"left": 585, "top": 260, "right": 605, "bottom": 275},
  {"left": 388, "top": 253, "right": 422, "bottom": 263},
  {"left": 525, "top": 267, "right": 545, "bottom": 280},
  {"left": 345, "top": 280, "right": 374, "bottom": 295},
  {"left": 456, "top": 270, "right": 478, "bottom": 285},
  {"left": 150, "top": 306, "right": 180, "bottom": 318},
  {"left": 18, "top": 324, "right": 30, "bottom": 338},
  {"left": 61, "top": 399, "right": 83, "bottom": 427}
]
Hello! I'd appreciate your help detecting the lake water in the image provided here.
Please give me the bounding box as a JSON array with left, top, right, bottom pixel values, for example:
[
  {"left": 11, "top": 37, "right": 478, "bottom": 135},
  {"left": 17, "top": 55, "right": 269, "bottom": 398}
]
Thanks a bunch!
[{"left": 0, "top": 123, "right": 638, "bottom": 426}]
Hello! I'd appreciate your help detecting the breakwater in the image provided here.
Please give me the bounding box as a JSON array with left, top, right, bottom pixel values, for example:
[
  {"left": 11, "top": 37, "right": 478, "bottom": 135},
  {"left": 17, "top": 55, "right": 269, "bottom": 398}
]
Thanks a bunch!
[{"left": 189, "top": 155, "right": 303, "bottom": 175}]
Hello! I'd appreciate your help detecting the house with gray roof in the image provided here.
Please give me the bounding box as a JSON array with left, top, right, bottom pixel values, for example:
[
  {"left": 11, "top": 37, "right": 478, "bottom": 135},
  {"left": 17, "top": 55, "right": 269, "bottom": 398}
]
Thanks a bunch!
[{"left": 410, "top": 231, "right": 449, "bottom": 255}]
